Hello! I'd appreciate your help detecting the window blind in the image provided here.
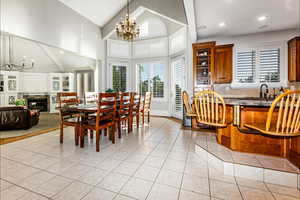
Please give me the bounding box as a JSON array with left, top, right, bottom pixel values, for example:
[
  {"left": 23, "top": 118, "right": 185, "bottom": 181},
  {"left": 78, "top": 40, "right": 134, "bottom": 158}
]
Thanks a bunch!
[
  {"left": 174, "top": 60, "right": 183, "bottom": 112},
  {"left": 236, "top": 50, "right": 256, "bottom": 83},
  {"left": 259, "top": 48, "right": 280, "bottom": 82}
]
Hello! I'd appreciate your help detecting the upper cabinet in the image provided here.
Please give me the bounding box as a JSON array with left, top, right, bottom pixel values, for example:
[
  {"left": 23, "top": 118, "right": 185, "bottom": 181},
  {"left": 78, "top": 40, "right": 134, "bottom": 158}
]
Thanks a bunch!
[
  {"left": 288, "top": 37, "right": 300, "bottom": 82},
  {"left": 192, "top": 41, "right": 233, "bottom": 92},
  {"left": 212, "top": 44, "right": 233, "bottom": 84}
]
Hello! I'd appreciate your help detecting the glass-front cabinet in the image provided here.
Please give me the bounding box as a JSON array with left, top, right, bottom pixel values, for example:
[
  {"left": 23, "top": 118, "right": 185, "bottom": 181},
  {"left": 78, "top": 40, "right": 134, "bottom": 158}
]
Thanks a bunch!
[{"left": 50, "top": 73, "right": 61, "bottom": 92}]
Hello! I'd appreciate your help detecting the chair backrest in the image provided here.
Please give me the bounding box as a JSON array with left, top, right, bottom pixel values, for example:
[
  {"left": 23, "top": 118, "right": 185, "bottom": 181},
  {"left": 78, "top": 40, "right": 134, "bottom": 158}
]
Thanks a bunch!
[
  {"left": 266, "top": 90, "right": 300, "bottom": 135},
  {"left": 194, "top": 90, "right": 226, "bottom": 127},
  {"left": 57, "top": 92, "right": 80, "bottom": 108},
  {"left": 130, "top": 92, "right": 141, "bottom": 112},
  {"left": 84, "top": 92, "right": 98, "bottom": 104},
  {"left": 95, "top": 93, "right": 117, "bottom": 127},
  {"left": 119, "top": 92, "right": 131, "bottom": 115},
  {"left": 143, "top": 92, "right": 151, "bottom": 112},
  {"left": 182, "top": 91, "right": 194, "bottom": 114}
]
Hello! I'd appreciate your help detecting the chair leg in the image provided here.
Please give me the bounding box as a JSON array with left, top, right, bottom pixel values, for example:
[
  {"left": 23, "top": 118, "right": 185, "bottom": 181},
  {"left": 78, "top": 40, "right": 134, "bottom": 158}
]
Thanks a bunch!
[
  {"left": 142, "top": 112, "right": 145, "bottom": 124},
  {"left": 60, "top": 123, "right": 64, "bottom": 143},
  {"left": 118, "top": 121, "right": 121, "bottom": 138},
  {"left": 75, "top": 125, "right": 79, "bottom": 146},
  {"left": 148, "top": 111, "right": 150, "bottom": 123},
  {"left": 96, "top": 130, "right": 100, "bottom": 152},
  {"left": 128, "top": 118, "right": 131, "bottom": 133},
  {"left": 112, "top": 125, "right": 116, "bottom": 144},
  {"left": 80, "top": 126, "right": 84, "bottom": 148},
  {"left": 90, "top": 130, "right": 93, "bottom": 139},
  {"left": 104, "top": 129, "right": 108, "bottom": 137},
  {"left": 137, "top": 114, "right": 140, "bottom": 128}
]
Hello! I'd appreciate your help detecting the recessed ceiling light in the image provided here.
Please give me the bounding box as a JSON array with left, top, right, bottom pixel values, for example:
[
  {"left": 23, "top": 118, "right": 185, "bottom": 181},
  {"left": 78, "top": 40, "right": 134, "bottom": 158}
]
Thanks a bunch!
[
  {"left": 59, "top": 50, "right": 65, "bottom": 54},
  {"left": 258, "top": 15, "right": 268, "bottom": 21},
  {"left": 219, "top": 22, "right": 226, "bottom": 28}
]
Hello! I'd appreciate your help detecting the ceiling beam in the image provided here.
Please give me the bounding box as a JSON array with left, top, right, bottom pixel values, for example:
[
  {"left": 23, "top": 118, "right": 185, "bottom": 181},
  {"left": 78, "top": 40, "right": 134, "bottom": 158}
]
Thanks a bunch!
[
  {"left": 38, "top": 43, "right": 65, "bottom": 71},
  {"left": 102, "top": 0, "right": 187, "bottom": 39},
  {"left": 183, "top": 0, "right": 197, "bottom": 42}
]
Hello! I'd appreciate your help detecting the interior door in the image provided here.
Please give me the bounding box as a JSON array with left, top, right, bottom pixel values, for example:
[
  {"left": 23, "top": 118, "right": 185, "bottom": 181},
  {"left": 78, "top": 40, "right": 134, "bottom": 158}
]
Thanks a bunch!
[{"left": 171, "top": 57, "right": 185, "bottom": 119}]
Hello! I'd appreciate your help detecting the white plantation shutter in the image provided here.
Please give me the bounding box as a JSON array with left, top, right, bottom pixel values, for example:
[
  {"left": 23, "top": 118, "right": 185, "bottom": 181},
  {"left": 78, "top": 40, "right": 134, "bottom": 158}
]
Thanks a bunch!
[
  {"left": 259, "top": 48, "right": 280, "bottom": 82},
  {"left": 174, "top": 59, "right": 184, "bottom": 112},
  {"left": 236, "top": 50, "right": 256, "bottom": 83}
]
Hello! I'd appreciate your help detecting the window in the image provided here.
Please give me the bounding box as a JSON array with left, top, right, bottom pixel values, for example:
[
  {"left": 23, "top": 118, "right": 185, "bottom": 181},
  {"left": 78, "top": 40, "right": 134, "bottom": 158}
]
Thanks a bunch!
[
  {"left": 234, "top": 46, "right": 281, "bottom": 86},
  {"left": 112, "top": 65, "right": 127, "bottom": 92},
  {"left": 137, "top": 62, "right": 165, "bottom": 98}
]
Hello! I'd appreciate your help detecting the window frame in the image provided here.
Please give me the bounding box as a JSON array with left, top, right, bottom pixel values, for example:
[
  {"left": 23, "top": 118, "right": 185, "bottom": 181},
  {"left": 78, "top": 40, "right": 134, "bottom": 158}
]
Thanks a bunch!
[
  {"left": 135, "top": 59, "right": 168, "bottom": 101},
  {"left": 107, "top": 61, "right": 129, "bottom": 92},
  {"left": 232, "top": 42, "right": 288, "bottom": 88}
]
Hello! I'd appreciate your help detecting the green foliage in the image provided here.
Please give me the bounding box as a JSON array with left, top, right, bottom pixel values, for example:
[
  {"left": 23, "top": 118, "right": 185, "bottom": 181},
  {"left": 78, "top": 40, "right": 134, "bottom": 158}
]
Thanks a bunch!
[{"left": 15, "top": 98, "right": 26, "bottom": 106}]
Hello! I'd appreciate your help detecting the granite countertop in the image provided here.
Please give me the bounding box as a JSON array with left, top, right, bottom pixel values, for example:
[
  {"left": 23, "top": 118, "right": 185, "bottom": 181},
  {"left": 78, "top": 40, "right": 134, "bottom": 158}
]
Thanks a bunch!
[{"left": 224, "top": 97, "right": 273, "bottom": 107}]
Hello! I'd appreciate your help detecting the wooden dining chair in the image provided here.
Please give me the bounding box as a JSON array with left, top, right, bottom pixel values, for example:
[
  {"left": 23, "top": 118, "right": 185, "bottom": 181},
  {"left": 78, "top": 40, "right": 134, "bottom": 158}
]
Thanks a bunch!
[
  {"left": 130, "top": 92, "right": 141, "bottom": 131},
  {"left": 116, "top": 92, "right": 131, "bottom": 138},
  {"left": 194, "top": 90, "right": 227, "bottom": 127},
  {"left": 57, "top": 92, "right": 80, "bottom": 144},
  {"left": 140, "top": 92, "right": 151, "bottom": 124},
  {"left": 81, "top": 92, "right": 117, "bottom": 152},
  {"left": 245, "top": 90, "right": 300, "bottom": 137},
  {"left": 182, "top": 91, "right": 196, "bottom": 117}
]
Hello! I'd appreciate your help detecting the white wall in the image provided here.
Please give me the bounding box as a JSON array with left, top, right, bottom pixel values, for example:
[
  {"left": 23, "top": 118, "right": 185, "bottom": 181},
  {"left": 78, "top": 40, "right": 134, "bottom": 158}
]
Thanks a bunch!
[{"left": 1, "top": 0, "right": 105, "bottom": 90}]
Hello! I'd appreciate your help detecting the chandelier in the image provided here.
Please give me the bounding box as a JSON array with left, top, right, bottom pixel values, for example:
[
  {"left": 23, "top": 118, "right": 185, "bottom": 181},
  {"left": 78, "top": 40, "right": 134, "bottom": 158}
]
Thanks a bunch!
[
  {"left": 115, "top": 0, "right": 139, "bottom": 41},
  {"left": 0, "top": 35, "right": 34, "bottom": 71}
]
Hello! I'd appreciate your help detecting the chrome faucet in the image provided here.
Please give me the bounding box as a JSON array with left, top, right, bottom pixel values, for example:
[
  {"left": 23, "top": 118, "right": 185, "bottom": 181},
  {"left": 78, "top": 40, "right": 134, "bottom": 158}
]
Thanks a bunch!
[{"left": 260, "top": 84, "right": 269, "bottom": 99}]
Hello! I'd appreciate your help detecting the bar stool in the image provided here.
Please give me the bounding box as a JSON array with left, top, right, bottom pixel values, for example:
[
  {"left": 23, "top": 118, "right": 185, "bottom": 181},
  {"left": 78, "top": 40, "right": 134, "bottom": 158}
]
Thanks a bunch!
[
  {"left": 182, "top": 91, "right": 196, "bottom": 117},
  {"left": 245, "top": 90, "right": 300, "bottom": 136},
  {"left": 194, "top": 90, "right": 227, "bottom": 128}
]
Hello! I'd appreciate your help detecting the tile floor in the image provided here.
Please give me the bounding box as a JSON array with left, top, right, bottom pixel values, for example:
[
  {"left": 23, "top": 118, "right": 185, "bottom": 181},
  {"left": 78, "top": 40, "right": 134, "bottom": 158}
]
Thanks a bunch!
[{"left": 1, "top": 117, "right": 300, "bottom": 200}]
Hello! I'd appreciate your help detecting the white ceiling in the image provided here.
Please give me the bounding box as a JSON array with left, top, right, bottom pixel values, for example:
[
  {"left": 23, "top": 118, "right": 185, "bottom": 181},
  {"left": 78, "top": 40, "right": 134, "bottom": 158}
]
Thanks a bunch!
[
  {"left": 195, "top": 0, "right": 300, "bottom": 38},
  {"left": 57, "top": 0, "right": 128, "bottom": 26}
]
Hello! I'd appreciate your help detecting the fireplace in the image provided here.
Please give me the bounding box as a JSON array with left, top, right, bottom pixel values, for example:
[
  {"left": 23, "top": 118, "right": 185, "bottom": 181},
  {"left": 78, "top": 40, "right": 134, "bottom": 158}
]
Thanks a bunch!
[{"left": 23, "top": 95, "right": 50, "bottom": 112}]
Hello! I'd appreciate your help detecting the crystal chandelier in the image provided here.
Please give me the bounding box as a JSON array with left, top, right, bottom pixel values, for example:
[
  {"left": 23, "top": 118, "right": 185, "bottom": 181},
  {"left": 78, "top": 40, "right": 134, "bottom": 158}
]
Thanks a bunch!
[
  {"left": 0, "top": 35, "right": 34, "bottom": 71},
  {"left": 115, "top": 0, "right": 139, "bottom": 41}
]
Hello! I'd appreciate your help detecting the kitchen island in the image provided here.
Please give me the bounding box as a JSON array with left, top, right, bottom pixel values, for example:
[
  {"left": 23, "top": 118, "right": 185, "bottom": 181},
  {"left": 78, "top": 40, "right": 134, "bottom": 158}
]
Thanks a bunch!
[{"left": 215, "top": 98, "right": 300, "bottom": 169}]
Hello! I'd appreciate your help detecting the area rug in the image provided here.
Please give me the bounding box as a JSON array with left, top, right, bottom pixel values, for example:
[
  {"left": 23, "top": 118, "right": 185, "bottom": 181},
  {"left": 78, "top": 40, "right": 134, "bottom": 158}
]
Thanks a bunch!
[{"left": 0, "top": 113, "right": 60, "bottom": 145}]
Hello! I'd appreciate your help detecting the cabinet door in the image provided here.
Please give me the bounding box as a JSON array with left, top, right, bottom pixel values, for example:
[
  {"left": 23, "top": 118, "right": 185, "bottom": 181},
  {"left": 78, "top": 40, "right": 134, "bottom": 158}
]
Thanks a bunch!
[
  {"left": 213, "top": 45, "right": 233, "bottom": 84},
  {"left": 288, "top": 40, "right": 297, "bottom": 81}
]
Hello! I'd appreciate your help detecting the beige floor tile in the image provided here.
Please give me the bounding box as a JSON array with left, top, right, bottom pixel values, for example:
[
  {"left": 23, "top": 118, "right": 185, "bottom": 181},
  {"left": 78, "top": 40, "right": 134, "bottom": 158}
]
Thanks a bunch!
[
  {"left": 181, "top": 174, "right": 209, "bottom": 196},
  {"left": 0, "top": 179, "right": 14, "bottom": 191},
  {"left": 163, "top": 158, "right": 185, "bottom": 173},
  {"left": 96, "top": 159, "right": 122, "bottom": 171},
  {"left": 239, "top": 186, "right": 275, "bottom": 200},
  {"left": 156, "top": 169, "right": 183, "bottom": 188},
  {"left": 120, "top": 177, "right": 153, "bottom": 200},
  {"left": 35, "top": 175, "right": 73, "bottom": 198},
  {"left": 78, "top": 168, "right": 108, "bottom": 185},
  {"left": 81, "top": 187, "right": 117, "bottom": 200},
  {"left": 53, "top": 181, "right": 92, "bottom": 200},
  {"left": 97, "top": 172, "right": 130, "bottom": 192},
  {"left": 144, "top": 156, "right": 165, "bottom": 168},
  {"left": 210, "top": 180, "right": 243, "bottom": 200},
  {"left": 0, "top": 185, "right": 30, "bottom": 200},
  {"left": 184, "top": 161, "right": 208, "bottom": 178},
  {"left": 114, "top": 194, "right": 137, "bottom": 200},
  {"left": 126, "top": 154, "right": 148, "bottom": 164},
  {"left": 179, "top": 190, "right": 210, "bottom": 200},
  {"left": 20, "top": 192, "right": 49, "bottom": 200},
  {"left": 134, "top": 165, "right": 160, "bottom": 181},
  {"left": 114, "top": 161, "right": 140, "bottom": 176},
  {"left": 60, "top": 164, "right": 93, "bottom": 179},
  {"left": 272, "top": 193, "right": 300, "bottom": 200},
  {"left": 235, "top": 177, "right": 268, "bottom": 191},
  {"left": 146, "top": 183, "right": 179, "bottom": 200},
  {"left": 266, "top": 183, "right": 300, "bottom": 198},
  {"left": 19, "top": 171, "right": 56, "bottom": 191}
]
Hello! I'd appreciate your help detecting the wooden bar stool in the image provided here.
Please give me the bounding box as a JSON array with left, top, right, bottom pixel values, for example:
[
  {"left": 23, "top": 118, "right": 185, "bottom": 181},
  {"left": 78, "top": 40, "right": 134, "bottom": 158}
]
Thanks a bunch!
[
  {"left": 182, "top": 91, "right": 196, "bottom": 117},
  {"left": 194, "top": 90, "right": 227, "bottom": 128},
  {"left": 245, "top": 90, "right": 300, "bottom": 136}
]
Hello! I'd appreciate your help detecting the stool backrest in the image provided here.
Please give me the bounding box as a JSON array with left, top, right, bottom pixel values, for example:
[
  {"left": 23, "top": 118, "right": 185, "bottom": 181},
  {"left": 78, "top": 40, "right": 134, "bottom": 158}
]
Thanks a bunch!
[
  {"left": 266, "top": 90, "right": 300, "bottom": 135},
  {"left": 182, "top": 91, "right": 193, "bottom": 115},
  {"left": 194, "top": 90, "right": 226, "bottom": 127}
]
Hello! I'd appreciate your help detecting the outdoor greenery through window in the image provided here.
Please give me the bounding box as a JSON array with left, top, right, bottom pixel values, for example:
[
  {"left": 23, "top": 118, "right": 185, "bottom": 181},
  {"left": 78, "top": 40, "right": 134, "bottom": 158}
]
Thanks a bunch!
[
  {"left": 112, "top": 65, "right": 127, "bottom": 92},
  {"left": 138, "top": 62, "right": 165, "bottom": 98}
]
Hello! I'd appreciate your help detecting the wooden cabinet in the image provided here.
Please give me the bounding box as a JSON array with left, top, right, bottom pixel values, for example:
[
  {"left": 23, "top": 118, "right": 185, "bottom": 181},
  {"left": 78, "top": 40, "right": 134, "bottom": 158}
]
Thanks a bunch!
[
  {"left": 213, "top": 44, "right": 233, "bottom": 84},
  {"left": 192, "top": 42, "right": 233, "bottom": 92},
  {"left": 288, "top": 37, "right": 300, "bottom": 82},
  {"left": 192, "top": 42, "right": 215, "bottom": 93}
]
